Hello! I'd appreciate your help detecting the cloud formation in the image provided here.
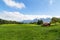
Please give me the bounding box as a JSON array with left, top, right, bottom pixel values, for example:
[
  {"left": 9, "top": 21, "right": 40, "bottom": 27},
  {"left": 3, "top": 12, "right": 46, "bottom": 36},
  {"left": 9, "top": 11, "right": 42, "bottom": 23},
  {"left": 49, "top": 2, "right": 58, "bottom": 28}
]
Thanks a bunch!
[
  {"left": 0, "top": 11, "right": 52, "bottom": 21},
  {"left": 49, "top": 0, "right": 53, "bottom": 5},
  {"left": 0, "top": 11, "right": 25, "bottom": 21},
  {"left": 3, "top": 0, "right": 25, "bottom": 9}
]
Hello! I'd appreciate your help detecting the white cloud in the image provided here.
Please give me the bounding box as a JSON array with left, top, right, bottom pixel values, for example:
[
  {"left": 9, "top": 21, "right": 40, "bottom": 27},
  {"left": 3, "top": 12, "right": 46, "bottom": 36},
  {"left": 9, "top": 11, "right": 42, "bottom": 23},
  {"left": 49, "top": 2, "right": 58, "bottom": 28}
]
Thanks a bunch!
[
  {"left": 25, "top": 15, "right": 52, "bottom": 19},
  {"left": 49, "top": 0, "right": 55, "bottom": 5},
  {"left": 3, "top": 0, "right": 25, "bottom": 9},
  {"left": 0, "top": 11, "right": 52, "bottom": 21},
  {"left": 0, "top": 11, "right": 25, "bottom": 21},
  {"left": 53, "top": 16, "right": 60, "bottom": 18},
  {"left": 49, "top": 0, "right": 53, "bottom": 5}
]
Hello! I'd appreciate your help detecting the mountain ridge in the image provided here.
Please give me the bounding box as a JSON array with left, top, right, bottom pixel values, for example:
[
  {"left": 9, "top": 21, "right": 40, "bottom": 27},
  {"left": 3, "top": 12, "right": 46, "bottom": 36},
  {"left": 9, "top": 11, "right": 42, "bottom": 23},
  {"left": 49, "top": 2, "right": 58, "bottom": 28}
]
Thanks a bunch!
[{"left": 22, "top": 18, "right": 51, "bottom": 23}]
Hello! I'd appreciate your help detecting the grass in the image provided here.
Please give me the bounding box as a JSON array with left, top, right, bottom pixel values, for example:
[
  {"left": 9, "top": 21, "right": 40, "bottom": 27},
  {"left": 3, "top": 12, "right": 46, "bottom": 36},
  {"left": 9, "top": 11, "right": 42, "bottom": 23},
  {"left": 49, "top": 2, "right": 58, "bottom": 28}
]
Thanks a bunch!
[{"left": 0, "top": 24, "right": 60, "bottom": 40}]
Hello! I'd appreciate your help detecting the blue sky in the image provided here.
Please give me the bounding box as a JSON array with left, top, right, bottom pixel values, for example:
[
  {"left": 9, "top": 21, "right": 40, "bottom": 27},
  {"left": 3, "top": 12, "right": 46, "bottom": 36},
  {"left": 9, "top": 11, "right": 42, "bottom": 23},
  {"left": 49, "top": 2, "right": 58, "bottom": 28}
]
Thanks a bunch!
[{"left": 0, "top": 0, "right": 60, "bottom": 21}]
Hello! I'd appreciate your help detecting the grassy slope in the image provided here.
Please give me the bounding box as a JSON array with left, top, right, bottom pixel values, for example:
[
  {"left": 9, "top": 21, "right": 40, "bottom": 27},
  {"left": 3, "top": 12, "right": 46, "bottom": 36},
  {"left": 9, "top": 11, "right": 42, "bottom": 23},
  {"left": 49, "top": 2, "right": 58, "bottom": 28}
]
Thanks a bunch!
[{"left": 0, "top": 24, "right": 60, "bottom": 40}]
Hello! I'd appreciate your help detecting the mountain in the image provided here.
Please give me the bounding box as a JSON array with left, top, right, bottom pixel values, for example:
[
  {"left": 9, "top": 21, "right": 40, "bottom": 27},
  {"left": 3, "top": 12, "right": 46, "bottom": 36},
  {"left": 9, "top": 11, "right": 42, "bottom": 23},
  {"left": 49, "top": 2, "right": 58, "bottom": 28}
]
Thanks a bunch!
[
  {"left": 22, "top": 18, "right": 51, "bottom": 23},
  {"left": 22, "top": 20, "right": 32, "bottom": 23},
  {"left": 40, "top": 18, "right": 51, "bottom": 23}
]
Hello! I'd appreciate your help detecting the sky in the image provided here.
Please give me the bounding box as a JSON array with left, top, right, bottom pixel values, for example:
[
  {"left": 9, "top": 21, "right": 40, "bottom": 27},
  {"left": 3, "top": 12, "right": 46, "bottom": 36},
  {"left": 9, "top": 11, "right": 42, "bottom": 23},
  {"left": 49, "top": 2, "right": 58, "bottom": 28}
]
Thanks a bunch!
[{"left": 0, "top": 0, "right": 60, "bottom": 21}]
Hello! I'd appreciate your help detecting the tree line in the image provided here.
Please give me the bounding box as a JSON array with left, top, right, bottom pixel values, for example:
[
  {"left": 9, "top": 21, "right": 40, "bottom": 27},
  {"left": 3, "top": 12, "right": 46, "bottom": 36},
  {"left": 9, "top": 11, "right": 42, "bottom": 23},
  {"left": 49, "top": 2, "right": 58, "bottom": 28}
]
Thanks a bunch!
[{"left": 0, "top": 19, "right": 22, "bottom": 24}]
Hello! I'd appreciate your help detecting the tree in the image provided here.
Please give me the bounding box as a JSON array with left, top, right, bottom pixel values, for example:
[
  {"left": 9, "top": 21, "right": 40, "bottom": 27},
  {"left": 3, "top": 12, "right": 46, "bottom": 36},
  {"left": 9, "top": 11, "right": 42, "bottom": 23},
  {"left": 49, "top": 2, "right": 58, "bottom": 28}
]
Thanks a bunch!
[
  {"left": 37, "top": 20, "right": 43, "bottom": 25},
  {"left": 51, "top": 17, "right": 58, "bottom": 25},
  {"left": 57, "top": 18, "right": 60, "bottom": 23}
]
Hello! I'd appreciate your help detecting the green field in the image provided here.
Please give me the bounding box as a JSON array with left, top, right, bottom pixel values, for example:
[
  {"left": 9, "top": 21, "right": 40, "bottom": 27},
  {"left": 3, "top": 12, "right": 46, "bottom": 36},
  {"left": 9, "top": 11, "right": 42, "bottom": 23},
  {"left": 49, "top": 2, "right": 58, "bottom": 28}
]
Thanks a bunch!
[{"left": 0, "top": 24, "right": 60, "bottom": 40}]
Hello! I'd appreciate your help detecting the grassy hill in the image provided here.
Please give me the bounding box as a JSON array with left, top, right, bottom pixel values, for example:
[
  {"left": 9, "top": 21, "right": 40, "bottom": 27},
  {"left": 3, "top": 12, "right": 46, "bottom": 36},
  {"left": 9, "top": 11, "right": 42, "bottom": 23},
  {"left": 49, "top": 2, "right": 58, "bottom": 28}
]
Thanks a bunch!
[{"left": 0, "top": 24, "right": 60, "bottom": 40}]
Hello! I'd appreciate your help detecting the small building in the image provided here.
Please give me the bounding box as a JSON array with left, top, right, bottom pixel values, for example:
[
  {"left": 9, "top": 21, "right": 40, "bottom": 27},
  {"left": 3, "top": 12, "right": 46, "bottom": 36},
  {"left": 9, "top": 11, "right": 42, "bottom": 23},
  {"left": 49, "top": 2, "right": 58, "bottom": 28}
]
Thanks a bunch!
[{"left": 42, "top": 22, "right": 51, "bottom": 26}]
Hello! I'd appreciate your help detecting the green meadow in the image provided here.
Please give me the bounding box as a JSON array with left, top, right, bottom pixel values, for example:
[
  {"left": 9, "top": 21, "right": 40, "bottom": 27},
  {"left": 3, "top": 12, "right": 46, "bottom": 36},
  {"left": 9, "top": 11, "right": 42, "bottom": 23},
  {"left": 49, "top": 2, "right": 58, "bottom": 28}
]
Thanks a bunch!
[{"left": 0, "top": 24, "right": 60, "bottom": 40}]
